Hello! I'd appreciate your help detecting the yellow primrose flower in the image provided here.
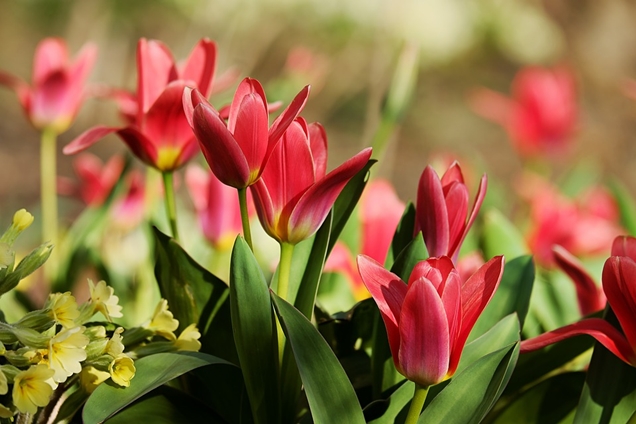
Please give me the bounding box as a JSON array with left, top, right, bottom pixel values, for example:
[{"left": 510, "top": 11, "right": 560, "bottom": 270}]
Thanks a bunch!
[
  {"left": 47, "top": 292, "right": 79, "bottom": 328},
  {"left": 79, "top": 366, "right": 110, "bottom": 394},
  {"left": 13, "top": 209, "right": 34, "bottom": 231},
  {"left": 106, "top": 327, "right": 125, "bottom": 357},
  {"left": 174, "top": 324, "right": 202, "bottom": 352},
  {"left": 146, "top": 299, "right": 179, "bottom": 341},
  {"left": 109, "top": 354, "right": 135, "bottom": 387},
  {"left": 48, "top": 326, "right": 89, "bottom": 382},
  {"left": 88, "top": 280, "right": 123, "bottom": 321},
  {"left": 12, "top": 364, "right": 55, "bottom": 414}
]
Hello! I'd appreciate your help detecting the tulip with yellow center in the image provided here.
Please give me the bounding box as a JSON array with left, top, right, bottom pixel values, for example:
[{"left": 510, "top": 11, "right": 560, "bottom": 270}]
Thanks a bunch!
[
  {"left": 109, "top": 354, "right": 135, "bottom": 387},
  {"left": 88, "top": 280, "right": 123, "bottom": 321},
  {"left": 48, "top": 326, "right": 89, "bottom": 382},
  {"left": 12, "top": 364, "right": 55, "bottom": 414}
]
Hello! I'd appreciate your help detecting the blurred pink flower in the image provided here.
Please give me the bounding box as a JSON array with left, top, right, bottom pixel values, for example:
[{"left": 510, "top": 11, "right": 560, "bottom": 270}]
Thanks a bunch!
[
  {"left": 110, "top": 170, "right": 148, "bottom": 230},
  {"left": 185, "top": 164, "right": 248, "bottom": 251},
  {"left": 64, "top": 38, "right": 217, "bottom": 172},
  {"left": 0, "top": 38, "right": 97, "bottom": 133},
  {"left": 58, "top": 153, "right": 124, "bottom": 207},
  {"left": 470, "top": 66, "right": 577, "bottom": 157}
]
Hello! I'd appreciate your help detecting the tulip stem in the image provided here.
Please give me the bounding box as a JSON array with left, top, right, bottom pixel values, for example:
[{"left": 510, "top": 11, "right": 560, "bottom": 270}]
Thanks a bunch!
[
  {"left": 405, "top": 384, "right": 429, "bottom": 424},
  {"left": 238, "top": 188, "right": 253, "bottom": 250},
  {"left": 277, "top": 242, "right": 294, "bottom": 301},
  {"left": 40, "top": 127, "right": 58, "bottom": 278},
  {"left": 161, "top": 171, "right": 179, "bottom": 241}
]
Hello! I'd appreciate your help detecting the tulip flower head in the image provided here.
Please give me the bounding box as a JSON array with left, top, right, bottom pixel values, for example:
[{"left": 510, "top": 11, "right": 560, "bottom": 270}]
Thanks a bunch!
[
  {"left": 58, "top": 153, "right": 124, "bottom": 207},
  {"left": 0, "top": 38, "right": 97, "bottom": 133},
  {"left": 251, "top": 119, "right": 372, "bottom": 244},
  {"left": 357, "top": 254, "right": 505, "bottom": 387},
  {"left": 521, "top": 236, "right": 636, "bottom": 367},
  {"left": 183, "top": 77, "right": 310, "bottom": 189},
  {"left": 416, "top": 162, "right": 487, "bottom": 262},
  {"left": 469, "top": 66, "right": 577, "bottom": 158},
  {"left": 64, "top": 38, "right": 217, "bottom": 171}
]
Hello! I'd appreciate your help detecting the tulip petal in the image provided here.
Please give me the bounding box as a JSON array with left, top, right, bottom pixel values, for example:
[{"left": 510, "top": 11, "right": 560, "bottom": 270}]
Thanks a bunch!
[
  {"left": 179, "top": 38, "right": 216, "bottom": 97},
  {"left": 611, "top": 235, "right": 636, "bottom": 260},
  {"left": 63, "top": 125, "right": 121, "bottom": 155},
  {"left": 444, "top": 182, "right": 469, "bottom": 255},
  {"left": 227, "top": 78, "right": 267, "bottom": 133},
  {"left": 399, "top": 277, "right": 450, "bottom": 386},
  {"left": 308, "top": 122, "right": 328, "bottom": 180},
  {"left": 251, "top": 179, "right": 277, "bottom": 239},
  {"left": 357, "top": 255, "right": 407, "bottom": 362},
  {"left": 185, "top": 165, "right": 209, "bottom": 212},
  {"left": 441, "top": 161, "right": 465, "bottom": 186},
  {"left": 232, "top": 92, "right": 269, "bottom": 181},
  {"left": 268, "top": 85, "right": 310, "bottom": 146},
  {"left": 602, "top": 256, "right": 636, "bottom": 350},
  {"left": 287, "top": 148, "right": 372, "bottom": 244},
  {"left": 417, "top": 166, "right": 450, "bottom": 257},
  {"left": 193, "top": 102, "right": 250, "bottom": 188},
  {"left": 0, "top": 71, "right": 30, "bottom": 108},
  {"left": 409, "top": 256, "right": 455, "bottom": 292},
  {"left": 553, "top": 245, "right": 605, "bottom": 315},
  {"left": 33, "top": 38, "right": 68, "bottom": 85},
  {"left": 116, "top": 126, "right": 157, "bottom": 167},
  {"left": 450, "top": 174, "right": 487, "bottom": 260},
  {"left": 137, "top": 39, "right": 177, "bottom": 117},
  {"left": 520, "top": 318, "right": 635, "bottom": 366}
]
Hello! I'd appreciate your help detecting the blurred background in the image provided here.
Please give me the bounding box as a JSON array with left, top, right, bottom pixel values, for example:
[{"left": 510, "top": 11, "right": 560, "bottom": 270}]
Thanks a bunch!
[{"left": 2, "top": 0, "right": 636, "bottom": 220}]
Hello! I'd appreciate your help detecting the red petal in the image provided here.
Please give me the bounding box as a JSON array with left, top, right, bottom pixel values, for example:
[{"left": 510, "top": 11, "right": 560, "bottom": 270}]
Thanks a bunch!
[
  {"left": 357, "top": 255, "right": 407, "bottom": 365},
  {"left": 117, "top": 126, "right": 157, "bottom": 167},
  {"left": 449, "top": 174, "right": 487, "bottom": 260},
  {"left": 398, "top": 277, "right": 450, "bottom": 386},
  {"left": 444, "top": 182, "right": 469, "bottom": 256},
  {"left": 417, "top": 166, "right": 449, "bottom": 257},
  {"left": 179, "top": 38, "right": 216, "bottom": 97},
  {"left": 409, "top": 256, "right": 456, "bottom": 292},
  {"left": 520, "top": 318, "right": 635, "bottom": 366},
  {"left": 553, "top": 245, "right": 605, "bottom": 315},
  {"left": 611, "top": 235, "right": 636, "bottom": 260},
  {"left": 63, "top": 125, "right": 121, "bottom": 154},
  {"left": 441, "top": 161, "right": 465, "bottom": 186},
  {"left": 232, "top": 92, "right": 269, "bottom": 181},
  {"left": 602, "top": 256, "right": 636, "bottom": 350},
  {"left": 0, "top": 71, "right": 30, "bottom": 109},
  {"left": 33, "top": 38, "right": 68, "bottom": 85},
  {"left": 286, "top": 148, "right": 371, "bottom": 244},
  {"left": 308, "top": 122, "right": 328, "bottom": 180},
  {"left": 467, "top": 87, "right": 515, "bottom": 127},
  {"left": 227, "top": 78, "right": 267, "bottom": 133},
  {"left": 137, "top": 39, "right": 177, "bottom": 117},
  {"left": 268, "top": 85, "right": 310, "bottom": 145},
  {"left": 183, "top": 87, "right": 214, "bottom": 129},
  {"left": 250, "top": 179, "right": 277, "bottom": 240}
]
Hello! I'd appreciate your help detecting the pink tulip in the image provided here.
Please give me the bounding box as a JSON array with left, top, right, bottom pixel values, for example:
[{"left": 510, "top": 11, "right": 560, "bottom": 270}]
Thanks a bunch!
[
  {"left": 0, "top": 38, "right": 97, "bottom": 133},
  {"left": 415, "top": 163, "right": 487, "bottom": 261},
  {"left": 469, "top": 66, "right": 577, "bottom": 157},
  {"left": 521, "top": 236, "right": 636, "bottom": 366},
  {"left": 64, "top": 38, "right": 217, "bottom": 172},
  {"left": 185, "top": 164, "right": 246, "bottom": 250},
  {"left": 58, "top": 153, "right": 124, "bottom": 207},
  {"left": 357, "top": 254, "right": 505, "bottom": 387},
  {"left": 251, "top": 118, "right": 372, "bottom": 244},
  {"left": 182, "top": 78, "right": 309, "bottom": 188}
]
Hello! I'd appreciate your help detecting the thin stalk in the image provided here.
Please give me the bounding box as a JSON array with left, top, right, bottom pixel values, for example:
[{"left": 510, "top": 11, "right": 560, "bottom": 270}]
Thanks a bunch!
[
  {"left": 40, "top": 127, "right": 58, "bottom": 278},
  {"left": 277, "top": 242, "right": 294, "bottom": 301},
  {"left": 405, "top": 384, "right": 429, "bottom": 424},
  {"left": 237, "top": 188, "right": 253, "bottom": 250},
  {"left": 161, "top": 171, "right": 179, "bottom": 241}
]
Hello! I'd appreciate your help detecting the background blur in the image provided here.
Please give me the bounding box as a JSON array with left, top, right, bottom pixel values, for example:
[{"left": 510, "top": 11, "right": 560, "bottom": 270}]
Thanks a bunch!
[{"left": 2, "top": 0, "right": 636, "bottom": 220}]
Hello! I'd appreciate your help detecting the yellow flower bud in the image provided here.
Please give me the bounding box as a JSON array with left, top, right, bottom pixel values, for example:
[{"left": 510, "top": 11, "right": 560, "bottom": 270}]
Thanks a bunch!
[
  {"left": 109, "top": 354, "right": 135, "bottom": 387},
  {"left": 12, "top": 209, "right": 34, "bottom": 231}
]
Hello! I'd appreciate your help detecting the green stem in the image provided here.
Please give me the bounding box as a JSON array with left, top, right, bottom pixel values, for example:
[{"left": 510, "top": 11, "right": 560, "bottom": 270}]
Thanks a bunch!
[
  {"left": 40, "top": 127, "right": 58, "bottom": 278},
  {"left": 277, "top": 242, "right": 294, "bottom": 301},
  {"left": 405, "top": 384, "right": 429, "bottom": 424},
  {"left": 161, "top": 171, "right": 179, "bottom": 241},
  {"left": 237, "top": 188, "right": 253, "bottom": 250}
]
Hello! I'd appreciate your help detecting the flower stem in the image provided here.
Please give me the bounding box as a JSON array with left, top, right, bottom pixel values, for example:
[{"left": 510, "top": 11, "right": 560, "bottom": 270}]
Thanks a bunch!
[
  {"left": 161, "top": 171, "right": 179, "bottom": 241},
  {"left": 277, "top": 242, "right": 294, "bottom": 301},
  {"left": 237, "top": 188, "right": 253, "bottom": 250},
  {"left": 40, "top": 127, "right": 58, "bottom": 278},
  {"left": 405, "top": 384, "right": 429, "bottom": 424}
]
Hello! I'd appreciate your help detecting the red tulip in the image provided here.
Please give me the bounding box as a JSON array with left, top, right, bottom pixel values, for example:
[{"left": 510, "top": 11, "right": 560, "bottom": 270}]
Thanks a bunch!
[
  {"left": 520, "top": 236, "right": 636, "bottom": 366},
  {"left": 251, "top": 118, "right": 372, "bottom": 244},
  {"left": 416, "top": 163, "right": 487, "bottom": 261},
  {"left": 470, "top": 66, "right": 576, "bottom": 157},
  {"left": 183, "top": 78, "right": 309, "bottom": 188},
  {"left": 357, "top": 254, "right": 505, "bottom": 386},
  {"left": 0, "top": 38, "right": 97, "bottom": 133},
  {"left": 58, "top": 153, "right": 124, "bottom": 207},
  {"left": 185, "top": 164, "right": 247, "bottom": 250},
  {"left": 64, "top": 38, "right": 217, "bottom": 171}
]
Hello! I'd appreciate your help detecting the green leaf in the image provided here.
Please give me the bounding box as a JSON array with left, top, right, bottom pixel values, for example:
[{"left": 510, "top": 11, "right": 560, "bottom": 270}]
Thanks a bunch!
[
  {"left": 386, "top": 202, "right": 416, "bottom": 268},
  {"left": 610, "top": 178, "right": 636, "bottom": 236},
  {"left": 230, "top": 236, "right": 279, "bottom": 424},
  {"left": 470, "top": 256, "right": 534, "bottom": 341},
  {"left": 367, "top": 380, "right": 414, "bottom": 424},
  {"left": 153, "top": 227, "right": 226, "bottom": 332},
  {"left": 459, "top": 314, "right": 520, "bottom": 374},
  {"left": 83, "top": 351, "right": 232, "bottom": 423},
  {"left": 272, "top": 292, "right": 365, "bottom": 424},
  {"left": 481, "top": 208, "right": 529, "bottom": 261},
  {"left": 419, "top": 342, "right": 519, "bottom": 423},
  {"left": 390, "top": 233, "right": 427, "bottom": 282}
]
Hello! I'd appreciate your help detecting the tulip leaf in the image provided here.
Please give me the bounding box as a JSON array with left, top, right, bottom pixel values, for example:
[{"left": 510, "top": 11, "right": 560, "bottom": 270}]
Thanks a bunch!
[
  {"left": 83, "top": 351, "right": 233, "bottom": 423},
  {"left": 481, "top": 208, "right": 529, "bottom": 261},
  {"left": 609, "top": 178, "right": 636, "bottom": 236},
  {"left": 489, "top": 372, "right": 585, "bottom": 423},
  {"left": 271, "top": 292, "right": 366, "bottom": 424},
  {"left": 390, "top": 232, "right": 427, "bottom": 282},
  {"left": 419, "top": 342, "right": 519, "bottom": 423},
  {"left": 386, "top": 202, "right": 416, "bottom": 268},
  {"left": 469, "top": 256, "right": 534, "bottom": 341},
  {"left": 153, "top": 227, "right": 227, "bottom": 332},
  {"left": 574, "top": 308, "right": 636, "bottom": 423},
  {"left": 366, "top": 380, "right": 414, "bottom": 424},
  {"left": 230, "top": 236, "right": 279, "bottom": 424},
  {"left": 459, "top": 314, "right": 520, "bottom": 374}
]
